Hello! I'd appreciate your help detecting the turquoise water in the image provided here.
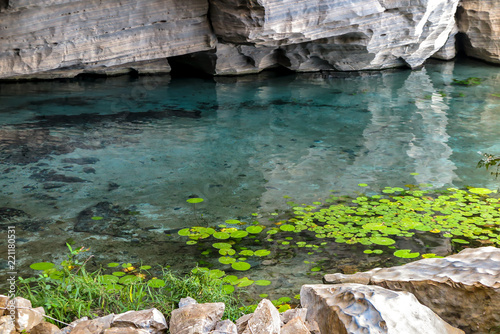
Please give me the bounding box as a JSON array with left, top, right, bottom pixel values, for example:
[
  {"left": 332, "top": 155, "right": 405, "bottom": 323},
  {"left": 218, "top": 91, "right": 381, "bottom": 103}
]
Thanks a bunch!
[{"left": 1, "top": 58, "right": 500, "bottom": 298}]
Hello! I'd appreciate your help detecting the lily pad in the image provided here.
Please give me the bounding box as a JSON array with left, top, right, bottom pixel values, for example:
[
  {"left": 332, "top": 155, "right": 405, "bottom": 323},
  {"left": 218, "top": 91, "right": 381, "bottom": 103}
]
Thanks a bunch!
[
  {"left": 186, "top": 198, "right": 204, "bottom": 204},
  {"left": 393, "top": 249, "right": 420, "bottom": 258},
  {"left": 232, "top": 261, "right": 251, "bottom": 271},
  {"left": 30, "top": 262, "right": 55, "bottom": 271}
]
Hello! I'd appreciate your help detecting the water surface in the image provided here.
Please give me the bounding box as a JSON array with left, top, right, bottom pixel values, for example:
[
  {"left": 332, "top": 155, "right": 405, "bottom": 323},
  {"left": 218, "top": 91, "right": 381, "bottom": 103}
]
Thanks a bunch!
[{"left": 1, "top": 58, "right": 500, "bottom": 298}]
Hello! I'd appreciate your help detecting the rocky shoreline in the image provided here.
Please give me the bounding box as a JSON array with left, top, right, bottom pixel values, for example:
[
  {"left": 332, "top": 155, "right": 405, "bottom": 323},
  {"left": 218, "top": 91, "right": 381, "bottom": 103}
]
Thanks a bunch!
[
  {"left": 0, "top": 0, "right": 499, "bottom": 80},
  {"left": 1, "top": 246, "right": 498, "bottom": 334}
]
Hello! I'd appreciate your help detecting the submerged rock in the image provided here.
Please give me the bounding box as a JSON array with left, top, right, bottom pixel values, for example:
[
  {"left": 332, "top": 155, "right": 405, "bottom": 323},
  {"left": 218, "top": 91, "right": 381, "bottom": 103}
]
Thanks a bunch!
[
  {"left": 301, "top": 284, "right": 464, "bottom": 334},
  {"left": 323, "top": 247, "right": 500, "bottom": 334},
  {"left": 74, "top": 202, "right": 140, "bottom": 237}
]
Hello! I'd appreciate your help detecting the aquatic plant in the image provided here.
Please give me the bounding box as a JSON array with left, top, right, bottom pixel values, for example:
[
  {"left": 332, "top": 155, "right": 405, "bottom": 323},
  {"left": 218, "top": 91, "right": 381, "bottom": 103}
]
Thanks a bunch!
[
  {"left": 19, "top": 244, "right": 245, "bottom": 325},
  {"left": 477, "top": 153, "right": 500, "bottom": 178},
  {"left": 452, "top": 77, "right": 482, "bottom": 86},
  {"left": 178, "top": 184, "right": 500, "bottom": 291}
]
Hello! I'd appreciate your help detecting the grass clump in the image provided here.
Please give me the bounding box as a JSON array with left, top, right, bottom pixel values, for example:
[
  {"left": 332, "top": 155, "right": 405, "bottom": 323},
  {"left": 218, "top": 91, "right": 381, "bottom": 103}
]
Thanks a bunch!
[{"left": 18, "top": 245, "right": 245, "bottom": 326}]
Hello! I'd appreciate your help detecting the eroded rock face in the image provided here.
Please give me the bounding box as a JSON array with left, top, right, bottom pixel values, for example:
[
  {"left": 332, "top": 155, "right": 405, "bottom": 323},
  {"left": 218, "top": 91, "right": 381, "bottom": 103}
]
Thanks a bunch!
[
  {"left": 457, "top": 0, "right": 500, "bottom": 64},
  {"left": 169, "top": 302, "right": 224, "bottom": 334},
  {"left": 301, "top": 284, "right": 464, "bottom": 334},
  {"left": 0, "top": 0, "right": 215, "bottom": 79},
  {"left": 323, "top": 247, "right": 500, "bottom": 334},
  {"left": 241, "top": 299, "right": 280, "bottom": 334},
  {"left": 112, "top": 309, "right": 167, "bottom": 333},
  {"left": 205, "top": 0, "right": 460, "bottom": 73}
]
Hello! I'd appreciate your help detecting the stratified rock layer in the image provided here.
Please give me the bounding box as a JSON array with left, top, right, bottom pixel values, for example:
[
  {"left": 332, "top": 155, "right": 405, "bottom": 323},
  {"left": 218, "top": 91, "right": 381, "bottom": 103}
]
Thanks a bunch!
[
  {"left": 206, "top": 0, "right": 460, "bottom": 74},
  {"left": 323, "top": 247, "right": 500, "bottom": 334},
  {"left": 301, "top": 284, "right": 464, "bottom": 334},
  {"left": 0, "top": 0, "right": 215, "bottom": 78},
  {"left": 457, "top": 0, "right": 500, "bottom": 64}
]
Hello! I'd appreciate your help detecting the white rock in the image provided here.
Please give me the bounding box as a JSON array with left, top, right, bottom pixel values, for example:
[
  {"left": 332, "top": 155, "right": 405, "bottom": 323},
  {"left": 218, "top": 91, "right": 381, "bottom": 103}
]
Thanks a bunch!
[
  {"left": 281, "top": 316, "right": 311, "bottom": 334},
  {"left": 112, "top": 309, "right": 167, "bottom": 334},
  {"left": 12, "top": 297, "right": 45, "bottom": 332},
  {"left": 241, "top": 299, "right": 280, "bottom": 334},
  {"left": 0, "top": 0, "right": 215, "bottom": 78},
  {"left": 301, "top": 284, "right": 464, "bottom": 334},
  {"left": 169, "top": 302, "right": 224, "bottom": 334},
  {"left": 323, "top": 246, "right": 500, "bottom": 333},
  {"left": 210, "top": 319, "right": 237, "bottom": 334},
  {"left": 0, "top": 315, "right": 16, "bottom": 334},
  {"left": 207, "top": 0, "right": 461, "bottom": 73}
]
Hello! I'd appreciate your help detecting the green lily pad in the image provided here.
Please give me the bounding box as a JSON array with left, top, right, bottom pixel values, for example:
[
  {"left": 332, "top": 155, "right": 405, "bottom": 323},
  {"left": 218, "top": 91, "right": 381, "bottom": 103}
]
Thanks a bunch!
[
  {"left": 469, "top": 188, "right": 493, "bottom": 195},
  {"left": 212, "top": 242, "right": 232, "bottom": 249},
  {"left": 255, "top": 280, "right": 272, "bottom": 286},
  {"left": 186, "top": 198, "right": 204, "bottom": 204},
  {"left": 279, "top": 224, "right": 295, "bottom": 232},
  {"left": 230, "top": 230, "right": 248, "bottom": 238},
  {"left": 119, "top": 275, "right": 141, "bottom": 285},
  {"left": 222, "top": 285, "right": 235, "bottom": 294},
  {"left": 452, "top": 238, "right": 470, "bottom": 244},
  {"left": 246, "top": 226, "right": 263, "bottom": 234},
  {"left": 91, "top": 216, "right": 104, "bottom": 220},
  {"left": 370, "top": 236, "right": 396, "bottom": 246},
  {"left": 107, "top": 262, "right": 120, "bottom": 268},
  {"left": 148, "top": 279, "right": 166, "bottom": 288},
  {"left": 254, "top": 249, "right": 271, "bottom": 257},
  {"left": 213, "top": 232, "right": 230, "bottom": 240},
  {"left": 393, "top": 249, "right": 420, "bottom": 258},
  {"left": 232, "top": 262, "right": 251, "bottom": 271},
  {"left": 219, "top": 256, "right": 236, "bottom": 264},
  {"left": 30, "top": 262, "right": 55, "bottom": 271}
]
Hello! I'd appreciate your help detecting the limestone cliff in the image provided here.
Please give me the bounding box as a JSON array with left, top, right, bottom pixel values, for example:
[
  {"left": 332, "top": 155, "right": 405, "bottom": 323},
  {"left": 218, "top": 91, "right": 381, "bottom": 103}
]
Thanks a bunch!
[
  {"left": 0, "top": 0, "right": 498, "bottom": 79},
  {"left": 0, "top": 0, "right": 216, "bottom": 78},
  {"left": 457, "top": 0, "right": 500, "bottom": 64}
]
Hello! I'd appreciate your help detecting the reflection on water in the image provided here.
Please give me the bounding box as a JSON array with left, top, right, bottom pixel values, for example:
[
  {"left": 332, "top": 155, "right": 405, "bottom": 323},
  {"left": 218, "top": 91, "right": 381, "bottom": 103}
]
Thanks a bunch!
[{"left": 1, "top": 58, "right": 500, "bottom": 297}]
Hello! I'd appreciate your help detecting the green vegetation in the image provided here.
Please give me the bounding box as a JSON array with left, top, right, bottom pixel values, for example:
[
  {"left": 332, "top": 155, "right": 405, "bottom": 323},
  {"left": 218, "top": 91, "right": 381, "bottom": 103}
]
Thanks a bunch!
[
  {"left": 452, "top": 77, "right": 482, "bottom": 86},
  {"left": 18, "top": 244, "right": 245, "bottom": 325},
  {"left": 478, "top": 153, "right": 500, "bottom": 178},
  {"left": 177, "top": 185, "right": 500, "bottom": 282},
  {"left": 19, "top": 182, "right": 500, "bottom": 325}
]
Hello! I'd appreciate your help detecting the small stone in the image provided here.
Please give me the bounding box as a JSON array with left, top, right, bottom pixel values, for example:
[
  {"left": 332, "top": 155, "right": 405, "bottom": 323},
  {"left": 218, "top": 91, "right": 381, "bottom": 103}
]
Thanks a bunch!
[
  {"left": 0, "top": 295, "right": 9, "bottom": 316},
  {"left": 242, "top": 299, "right": 280, "bottom": 334},
  {"left": 104, "top": 327, "right": 151, "bottom": 334},
  {"left": 179, "top": 297, "right": 198, "bottom": 308},
  {"left": 31, "top": 322, "right": 61, "bottom": 334},
  {"left": 59, "top": 317, "right": 89, "bottom": 334},
  {"left": 210, "top": 319, "right": 237, "bottom": 334},
  {"left": 70, "top": 314, "right": 114, "bottom": 334},
  {"left": 169, "top": 302, "right": 224, "bottom": 334},
  {"left": 112, "top": 308, "right": 167, "bottom": 333},
  {"left": 281, "top": 316, "right": 311, "bottom": 334},
  {"left": 0, "top": 316, "right": 15, "bottom": 334},
  {"left": 12, "top": 297, "right": 45, "bottom": 332},
  {"left": 235, "top": 313, "right": 252, "bottom": 334},
  {"left": 281, "top": 308, "right": 307, "bottom": 325}
]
